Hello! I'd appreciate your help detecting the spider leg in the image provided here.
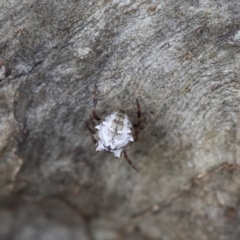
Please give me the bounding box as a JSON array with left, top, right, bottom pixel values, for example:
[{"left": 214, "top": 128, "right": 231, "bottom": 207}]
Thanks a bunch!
[
  {"left": 92, "top": 84, "right": 101, "bottom": 121},
  {"left": 90, "top": 135, "right": 97, "bottom": 145},
  {"left": 86, "top": 116, "right": 98, "bottom": 144},
  {"left": 133, "top": 98, "right": 141, "bottom": 141},
  {"left": 123, "top": 151, "right": 139, "bottom": 172}
]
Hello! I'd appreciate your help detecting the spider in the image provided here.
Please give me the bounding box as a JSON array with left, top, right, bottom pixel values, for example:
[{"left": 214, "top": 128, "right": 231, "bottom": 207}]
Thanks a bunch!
[{"left": 86, "top": 85, "right": 141, "bottom": 172}]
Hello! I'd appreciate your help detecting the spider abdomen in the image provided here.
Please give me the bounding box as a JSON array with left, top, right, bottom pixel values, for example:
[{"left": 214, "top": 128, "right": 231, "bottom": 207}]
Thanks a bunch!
[{"left": 95, "top": 110, "right": 134, "bottom": 158}]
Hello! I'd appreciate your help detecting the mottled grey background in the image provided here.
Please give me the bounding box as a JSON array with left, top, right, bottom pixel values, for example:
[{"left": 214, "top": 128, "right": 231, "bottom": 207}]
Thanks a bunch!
[{"left": 0, "top": 0, "right": 240, "bottom": 239}]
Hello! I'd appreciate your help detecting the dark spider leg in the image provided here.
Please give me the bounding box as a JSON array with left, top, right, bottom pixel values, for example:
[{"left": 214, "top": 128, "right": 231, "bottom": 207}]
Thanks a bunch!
[
  {"left": 90, "top": 134, "right": 97, "bottom": 145},
  {"left": 92, "top": 84, "right": 101, "bottom": 121},
  {"left": 86, "top": 118, "right": 95, "bottom": 134},
  {"left": 86, "top": 117, "right": 97, "bottom": 144},
  {"left": 123, "top": 151, "right": 139, "bottom": 172},
  {"left": 133, "top": 98, "right": 141, "bottom": 141}
]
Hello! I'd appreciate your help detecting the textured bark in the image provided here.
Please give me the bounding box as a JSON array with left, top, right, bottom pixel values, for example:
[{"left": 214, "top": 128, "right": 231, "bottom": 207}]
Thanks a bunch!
[{"left": 1, "top": 0, "right": 240, "bottom": 239}]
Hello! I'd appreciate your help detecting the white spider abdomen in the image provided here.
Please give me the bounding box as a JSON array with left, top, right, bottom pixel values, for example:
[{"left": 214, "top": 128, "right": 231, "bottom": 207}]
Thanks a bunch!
[{"left": 95, "top": 110, "right": 134, "bottom": 158}]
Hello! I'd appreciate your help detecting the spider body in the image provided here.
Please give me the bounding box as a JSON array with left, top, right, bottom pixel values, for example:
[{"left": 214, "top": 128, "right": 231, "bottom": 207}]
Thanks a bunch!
[
  {"left": 95, "top": 110, "right": 134, "bottom": 158},
  {"left": 86, "top": 85, "right": 141, "bottom": 172}
]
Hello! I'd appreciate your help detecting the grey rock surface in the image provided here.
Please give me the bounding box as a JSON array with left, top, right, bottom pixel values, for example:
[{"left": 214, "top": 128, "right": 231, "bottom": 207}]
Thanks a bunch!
[{"left": 1, "top": 0, "right": 240, "bottom": 239}]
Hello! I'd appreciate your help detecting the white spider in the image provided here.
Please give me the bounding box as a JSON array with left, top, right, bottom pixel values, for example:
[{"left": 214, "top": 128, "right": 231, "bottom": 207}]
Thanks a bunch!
[{"left": 87, "top": 85, "right": 141, "bottom": 172}]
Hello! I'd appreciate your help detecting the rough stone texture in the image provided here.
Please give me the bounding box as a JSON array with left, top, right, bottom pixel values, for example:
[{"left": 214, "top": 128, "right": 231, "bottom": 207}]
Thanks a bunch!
[{"left": 1, "top": 0, "right": 240, "bottom": 239}]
